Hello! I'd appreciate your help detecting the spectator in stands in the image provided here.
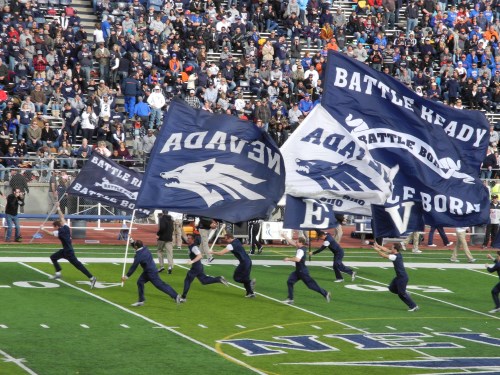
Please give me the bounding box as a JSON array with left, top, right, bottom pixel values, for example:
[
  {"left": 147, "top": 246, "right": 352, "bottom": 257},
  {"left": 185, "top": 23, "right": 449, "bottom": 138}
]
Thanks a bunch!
[
  {"left": 111, "top": 124, "right": 126, "bottom": 150},
  {"left": 147, "top": 86, "right": 166, "bottom": 129},
  {"left": 121, "top": 72, "right": 141, "bottom": 120},
  {"left": 142, "top": 128, "right": 156, "bottom": 163},
  {"left": 61, "top": 102, "right": 80, "bottom": 145},
  {"left": 33, "top": 50, "right": 48, "bottom": 79},
  {"left": 41, "top": 122, "right": 58, "bottom": 149},
  {"left": 27, "top": 121, "right": 42, "bottom": 151},
  {"left": 95, "top": 41, "right": 110, "bottom": 83},
  {"left": 184, "top": 89, "right": 202, "bottom": 109},
  {"left": 57, "top": 140, "right": 73, "bottom": 169},
  {"left": 80, "top": 105, "right": 97, "bottom": 142},
  {"left": 35, "top": 147, "right": 54, "bottom": 183},
  {"left": 94, "top": 140, "right": 111, "bottom": 158}
]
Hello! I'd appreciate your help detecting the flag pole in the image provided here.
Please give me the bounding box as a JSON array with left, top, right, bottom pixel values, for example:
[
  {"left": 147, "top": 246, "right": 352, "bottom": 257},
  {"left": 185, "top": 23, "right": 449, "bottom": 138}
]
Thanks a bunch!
[
  {"left": 30, "top": 194, "right": 67, "bottom": 244},
  {"left": 308, "top": 230, "right": 312, "bottom": 261},
  {"left": 209, "top": 223, "right": 226, "bottom": 252},
  {"left": 121, "top": 209, "right": 137, "bottom": 287}
]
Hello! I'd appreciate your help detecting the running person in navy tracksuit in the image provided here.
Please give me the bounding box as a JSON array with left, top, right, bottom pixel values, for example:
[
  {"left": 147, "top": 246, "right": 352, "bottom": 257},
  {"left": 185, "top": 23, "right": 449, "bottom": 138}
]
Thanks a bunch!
[
  {"left": 210, "top": 232, "right": 256, "bottom": 297},
  {"left": 486, "top": 251, "right": 500, "bottom": 313},
  {"left": 282, "top": 234, "right": 331, "bottom": 305},
  {"left": 312, "top": 231, "right": 356, "bottom": 283},
  {"left": 40, "top": 204, "right": 97, "bottom": 289},
  {"left": 179, "top": 234, "right": 228, "bottom": 302},
  {"left": 373, "top": 242, "right": 419, "bottom": 312},
  {"left": 121, "top": 239, "right": 181, "bottom": 306}
]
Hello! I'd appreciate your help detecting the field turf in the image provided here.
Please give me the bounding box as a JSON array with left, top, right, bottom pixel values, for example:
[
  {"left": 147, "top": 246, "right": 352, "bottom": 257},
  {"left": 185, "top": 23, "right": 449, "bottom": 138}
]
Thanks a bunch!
[{"left": 1, "top": 244, "right": 499, "bottom": 375}]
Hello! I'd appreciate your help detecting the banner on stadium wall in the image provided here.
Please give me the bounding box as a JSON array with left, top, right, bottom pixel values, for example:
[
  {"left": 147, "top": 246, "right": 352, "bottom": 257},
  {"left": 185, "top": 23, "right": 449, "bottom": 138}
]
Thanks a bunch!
[
  {"left": 67, "top": 153, "right": 151, "bottom": 217},
  {"left": 282, "top": 51, "right": 490, "bottom": 229},
  {"left": 136, "top": 100, "right": 285, "bottom": 223}
]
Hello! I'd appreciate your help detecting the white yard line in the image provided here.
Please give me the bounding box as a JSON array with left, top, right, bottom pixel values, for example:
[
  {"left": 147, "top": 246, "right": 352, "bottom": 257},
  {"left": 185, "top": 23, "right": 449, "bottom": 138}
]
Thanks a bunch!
[
  {"left": 355, "top": 275, "right": 500, "bottom": 320},
  {"left": 18, "top": 262, "right": 268, "bottom": 375},
  {"left": 0, "top": 349, "right": 38, "bottom": 375}
]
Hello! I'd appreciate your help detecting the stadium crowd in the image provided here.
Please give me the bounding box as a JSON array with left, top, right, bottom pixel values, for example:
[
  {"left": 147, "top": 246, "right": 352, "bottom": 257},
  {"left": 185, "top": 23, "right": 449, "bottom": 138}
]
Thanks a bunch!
[{"left": 0, "top": 0, "right": 499, "bottom": 174}]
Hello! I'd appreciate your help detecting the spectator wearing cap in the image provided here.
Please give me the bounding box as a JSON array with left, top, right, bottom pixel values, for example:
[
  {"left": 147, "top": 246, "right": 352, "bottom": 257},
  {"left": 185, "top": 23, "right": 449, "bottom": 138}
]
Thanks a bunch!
[
  {"left": 72, "top": 59, "right": 86, "bottom": 87},
  {"left": 121, "top": 72, "right": 141, "bottom": 120},
  {"left": 288, "top": 102, "right": 303, "bottom": 130},
  {"left": 141, "top": 129, "right": 156, "bottom": 164},
  {"left": 95, "top": 41, "right": 111, "bottom": 83},
  {"left": 304, "top": 65, "right": 319, "bottom": 88},
  {"left": 184, "top": 90, "right": 201, "bottom": 109},
  {"left": 13, "top": 76, "right": 32, "bottom": 100},
  {"left": 147, "top": 86, "right": 166, "bottom": 129},
  {"left": 483, "top": 194, "right": 500, "bottom": 248},
  {"left": 96, "top": 80, "right": 111, "bottom": 98},
  {"left": 298, "top": 93, "right": 313, "bottom": 117},
  {"left": 61, "top": 102, "right": 80, "bottom": 145},
  {"left": 253, "top": 98, "right": 272, "bottom": 132},
  {"left": 250, "top": 70, "right": 265, "bottom": 98},
  {"left": 303, "top": 22, "right": 321, "bottom": 50},
  {"left": 168, "top": 53, "right": 182, "bottom": 77},
  {"left": 33, "top": 50, "right": 48, "bottom": 79}
]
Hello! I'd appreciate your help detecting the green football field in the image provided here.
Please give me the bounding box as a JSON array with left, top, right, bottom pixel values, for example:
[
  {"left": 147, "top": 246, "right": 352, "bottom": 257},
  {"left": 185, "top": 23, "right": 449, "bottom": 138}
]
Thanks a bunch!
[{"left": 1, "top": 244, "right": 499, "bottom": 375}]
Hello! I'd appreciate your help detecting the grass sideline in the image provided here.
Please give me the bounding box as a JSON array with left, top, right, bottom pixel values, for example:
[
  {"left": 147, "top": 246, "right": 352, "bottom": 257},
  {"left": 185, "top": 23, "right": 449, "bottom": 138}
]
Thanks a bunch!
[{"left": 1, "top": 244, "right": 500, "bottom": 375}]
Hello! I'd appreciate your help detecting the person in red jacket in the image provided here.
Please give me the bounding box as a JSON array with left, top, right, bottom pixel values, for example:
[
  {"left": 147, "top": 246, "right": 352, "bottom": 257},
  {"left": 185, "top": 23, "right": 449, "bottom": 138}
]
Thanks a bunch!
[{"left": 33, "top": 51, "right": 48, "bottom": 78}]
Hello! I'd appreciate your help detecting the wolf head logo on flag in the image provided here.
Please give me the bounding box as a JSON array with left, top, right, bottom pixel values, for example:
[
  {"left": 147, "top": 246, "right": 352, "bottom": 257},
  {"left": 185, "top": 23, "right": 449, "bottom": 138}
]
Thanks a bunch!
[
  {"left": 159, "top": 158, "right": 265, "bottom": 207},
  {"left": 136, "top": 100, "right": 285, "bottom": 223},
  {"left": 282, "top": 51, "right": 490, "bottom": 229}
]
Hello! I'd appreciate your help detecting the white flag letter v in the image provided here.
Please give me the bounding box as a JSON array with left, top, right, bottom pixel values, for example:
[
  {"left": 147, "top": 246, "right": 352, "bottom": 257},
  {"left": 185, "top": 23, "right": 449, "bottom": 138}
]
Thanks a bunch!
[{"left": 385, "top": 202, "right": 415, "bottom": 234}]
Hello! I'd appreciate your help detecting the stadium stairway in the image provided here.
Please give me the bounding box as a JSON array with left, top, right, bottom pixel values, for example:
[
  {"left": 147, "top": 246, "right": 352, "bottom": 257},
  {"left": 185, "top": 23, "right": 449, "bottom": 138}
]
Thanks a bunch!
[{"left": 71, "top": 0, "right": 98, "bottom": 35}]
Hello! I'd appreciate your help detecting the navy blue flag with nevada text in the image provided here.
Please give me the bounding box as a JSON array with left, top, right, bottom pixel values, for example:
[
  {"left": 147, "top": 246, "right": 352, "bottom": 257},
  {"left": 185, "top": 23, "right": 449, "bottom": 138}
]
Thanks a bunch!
[
  {"left": 371, "top": 202, "right": 425, "bottom": 239},
  {"left": 135, "top": 100, "right": 285, "bottom": 223},
  {"left": 67, "top": 153, "right": 150, "bottom": 217},
  {"left": 283, "top": 195, "right": 339, "bottom": 230},
  {"left": 317, "top": 50, "right": 490, "bottom": 227}
]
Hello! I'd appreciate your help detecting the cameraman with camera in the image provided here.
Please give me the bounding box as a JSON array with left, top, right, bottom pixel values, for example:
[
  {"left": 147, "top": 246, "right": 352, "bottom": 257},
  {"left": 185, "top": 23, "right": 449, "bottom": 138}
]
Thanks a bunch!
[{"left": 5, "top": 188, "right": 24, "bottom": 242}]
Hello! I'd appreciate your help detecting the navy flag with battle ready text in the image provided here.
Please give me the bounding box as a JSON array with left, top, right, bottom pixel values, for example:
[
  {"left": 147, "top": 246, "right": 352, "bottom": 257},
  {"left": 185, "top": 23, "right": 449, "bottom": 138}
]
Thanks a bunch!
[
  {"left": 67, "top": 153, "right": 150, "bottom": 217},
  {"left": 283, "top": 51, "right": 490, "bottom": 229}
]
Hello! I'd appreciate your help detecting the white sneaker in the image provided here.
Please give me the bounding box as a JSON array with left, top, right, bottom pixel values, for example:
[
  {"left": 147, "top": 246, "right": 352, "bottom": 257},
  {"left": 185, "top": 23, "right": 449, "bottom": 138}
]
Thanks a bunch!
[
  {"left": 207, "top": 256, "right": 214, "bottom": 263},
  {"left": 325, "top": 291, "right": 331, "bottom": 303},
  {"left": 408, "top": 306, "right": 420, "bottom": 312},
  {"left": 450, "top": 258, "right": 460, "bottom": 263},
  {"left": 334, "top": 279, "right": 344, "bottom": 283},
  {"left": 250, "top": 278, "right": 256, "bottom": 291},
  {"left": 131, "top": 301, "right": 144, "bottom": 307},
  {"left": 283, "top": 298, "right": 294, "bottom": 305},
  {"left": 427, "top": 244, "right": 437, "bottom": 247},
  {"left": 488, "top": 307, "right": 500, "bottom": 313},
  {"left": 412, "top": 249, "right": 422, "bottom": 254},
  {"left": 351, "top": 271, "right": 357, "bottom": 281},
  {"left": 446, "top": 242, "right": 454, "bottom": 247},
  {"left": 468, "top": 258, "right": 476, "bottom": 263},
  {"left": 90, "top": 276, "right": 97, "bottom": 289},
  {"left": 245, "top": 293, "right": 256, "bottom": 298},
  {"left": 175, "top": 295, "right": 182, "bottom": 304},
  {"left": 400, "top": 242, "right": 406, "bottom": 251},
  {"left": 49, "top": 272, "right": 61, "bottom": 280},
  {"left": 219, "top": 276, "right": 229, "bottom": 286}
]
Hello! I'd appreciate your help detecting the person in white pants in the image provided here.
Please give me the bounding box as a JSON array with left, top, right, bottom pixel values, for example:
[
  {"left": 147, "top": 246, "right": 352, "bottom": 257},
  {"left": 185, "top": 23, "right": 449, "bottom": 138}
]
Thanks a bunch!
[{"left": 451, "top": 227, "right": 476, "bottom": 263}]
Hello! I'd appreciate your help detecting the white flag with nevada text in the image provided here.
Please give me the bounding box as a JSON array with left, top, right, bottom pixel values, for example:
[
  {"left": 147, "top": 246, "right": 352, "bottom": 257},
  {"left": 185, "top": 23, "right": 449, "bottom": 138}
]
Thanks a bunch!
[{"left": 281, "top": 105, "right": 395, "bottom": 216}]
